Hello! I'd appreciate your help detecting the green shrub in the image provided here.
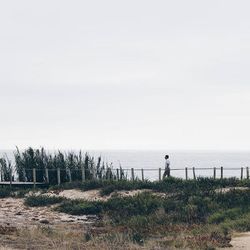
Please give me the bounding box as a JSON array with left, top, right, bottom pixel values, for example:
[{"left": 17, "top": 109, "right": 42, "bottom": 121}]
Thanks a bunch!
[
  {"left": 24, "top": 195, "right": 65, "bottom": 207},
  {"left": 214, "top": 189, "right": 250, "bottom": 208},
  {"left": 220, "top": 213, "right": 250, "bottom": 232},
  {"left": 55, "top": 192, "right": 163, "bottom": 218},
  {"left": 0, "top": 188, "right": 12, "bottom": 198},
  {"left": 208, "top": 208, "right": 242, "bottom": 224},
  {"left": 55, "top": 199, "right": 103, "bottom": 215},
  {"left": 104, "top": 192, "right": 162, "bottom": 221}
]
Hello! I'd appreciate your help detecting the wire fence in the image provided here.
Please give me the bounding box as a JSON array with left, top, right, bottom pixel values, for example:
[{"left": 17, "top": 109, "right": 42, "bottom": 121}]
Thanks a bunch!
[{"left": 0, "top": 166, "right": 249, "bottom": 187}]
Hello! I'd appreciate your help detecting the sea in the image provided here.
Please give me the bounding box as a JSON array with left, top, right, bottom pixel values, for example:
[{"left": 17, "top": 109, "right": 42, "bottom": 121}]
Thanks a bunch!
[{"left": 1, "top": 150, "right": 250, "bottom": 181}]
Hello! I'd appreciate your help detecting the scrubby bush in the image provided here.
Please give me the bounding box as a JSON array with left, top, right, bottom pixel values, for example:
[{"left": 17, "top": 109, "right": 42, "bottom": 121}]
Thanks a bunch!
[
  {"left": 24, "top": 195, "right": 65, "bottom": 207},
  {"left": 55, "top": 199, "right": 103, "bottom": 215},
  {"left": 0, "top": 188, "right": 12, "bottom": 198},
  {"left": 208, "top": 208, "right": 242, "bottom": 224},
  {"left": 104, "top": 192, "right": 162, "bottom": 220}
]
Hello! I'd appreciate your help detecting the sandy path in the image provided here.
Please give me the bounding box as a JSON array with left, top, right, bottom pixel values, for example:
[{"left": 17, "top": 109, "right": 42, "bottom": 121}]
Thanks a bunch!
[
  {"left": 220, "top": 232, "right": 250, "bottom": 250},
  {"left": 0, "top": 197, "right": 99, "bottom": 250},
  {"left": 45, "top": 188, "right": 167, "bottom": 202},
  {"left": 0, "top": 197, "right": 96, "bottom": 230}
]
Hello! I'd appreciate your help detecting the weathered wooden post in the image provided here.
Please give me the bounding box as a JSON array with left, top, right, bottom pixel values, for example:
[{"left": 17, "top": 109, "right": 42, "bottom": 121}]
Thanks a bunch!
[
  {"left": 116, "top": 168, "right": 119, "bottom": 181},
  {"left": 45, "top": 168, "right": 49, "bottom": 183},
  {"left": 185, "top": 167, "right": 188, "bottom": 180},
  {"left": 247, "top": 167, "right": 249, "bottom": 180},
  {"left": 159, "top": 168, "right": 162, "bottom": 181},
  {"left": 57, "top": 168, "right": 61, "bottom": 185},
  {"left": 81, "top": 165, "right": 85, "bottom": 182},
  {"left": 68, "top": 169, "right": 72, "bottom": 183},
  {"left": 107, "top": 169, "right": 111, "bottom": 180},
  {"left": 221, "top": 166, "right": 223, "bottom": 179},
  {"left": 119, "top": 168, "right": 123, "bottom": 180},
  {"left": 213, "top": 167, "right": 216, "bottom": 179},
  {"left": 23, "top": 169, "right": 26, "bottom": 182},
  {"left": 10, "top": 168, "right": 12, "bottom": 187},
  {"left": 193, "top": 167, "right": 196, "bottom": 180},
  {"left": 131, "top": 168, "right": 135, "bottom": 181},
  {"left": 241, "top": 167, "right": 243, "bottom": 180},
  {"left": 33, "top": 168, "right": 36, "bottom": 188},
  {"left": 141, "top": 169, "right": 144, "bottom": 181}
]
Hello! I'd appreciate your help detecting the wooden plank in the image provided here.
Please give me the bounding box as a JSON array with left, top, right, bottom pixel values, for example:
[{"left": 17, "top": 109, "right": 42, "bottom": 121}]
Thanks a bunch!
[{"left": 0, "top": 182, "right": 45, "bottom": 186}]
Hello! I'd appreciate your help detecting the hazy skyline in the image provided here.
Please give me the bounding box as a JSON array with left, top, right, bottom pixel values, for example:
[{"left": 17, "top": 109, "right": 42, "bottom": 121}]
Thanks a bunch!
[{"left": 1, "top": 0, "right": 250, "bottom": 150}]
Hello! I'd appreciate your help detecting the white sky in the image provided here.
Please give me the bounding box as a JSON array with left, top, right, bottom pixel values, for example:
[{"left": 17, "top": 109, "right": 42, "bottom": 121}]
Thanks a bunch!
[{"left": 0, "top": 0, "right": 250, "bottom": 150}]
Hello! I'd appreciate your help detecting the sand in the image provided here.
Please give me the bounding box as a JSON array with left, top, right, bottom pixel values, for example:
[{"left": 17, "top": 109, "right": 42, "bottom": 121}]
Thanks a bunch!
[{"left": 220, "top": 232, "right": 250, "bottom": 250}]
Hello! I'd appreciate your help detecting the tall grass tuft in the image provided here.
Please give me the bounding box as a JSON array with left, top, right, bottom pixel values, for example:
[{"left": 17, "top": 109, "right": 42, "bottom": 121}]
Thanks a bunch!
[
  {"left": 1, "top": 147, "right": 122, "bottom": 184},
  {"left": 0, "top": 155, "right": 13, "bottom": 181}
]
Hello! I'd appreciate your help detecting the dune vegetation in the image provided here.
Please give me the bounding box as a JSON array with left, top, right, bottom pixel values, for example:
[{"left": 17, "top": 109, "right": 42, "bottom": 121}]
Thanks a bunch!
[{"left": 1, "top": 177, "right": 250, "bottom": 249}]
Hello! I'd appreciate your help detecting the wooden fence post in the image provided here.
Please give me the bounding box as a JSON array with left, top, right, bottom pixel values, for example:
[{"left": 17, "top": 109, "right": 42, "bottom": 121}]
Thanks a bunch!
[
  {"left": 57, "top": 168, "right": 61, "bottom": 185},
  {"left": 221, "top": 166, "right": 223, "bottom": 179},
  {"left": 241, "top": 167, "right": 243, "bottom": 180},
  {"left": 213, "top": 167, "right": 216, "bottom": 179},
  {"left": 81, "top": 165, "right": 85, "bottom": 182},
  {"left": 247, "top": 167, "right": 249, "bottom": 180},
  {"left": 45, "top": 168, "right": 49, "bottom": 183},
  {"left": 33, "top": 168, "right": 36, "bottom": 188},
  {"left": 23, "top": 169, "right": 26, "bottom": 182},
  {"left": 141, "top": 169, "right": 144, "bottom": 181},
  {"left": 10, "top": 168, "right": 12, "bottom": 187},
  {"left": 116, "top": 168, "right": 119, "bottom": 181},
  {"left": 159, "top": 168, "right": 162, "bottom": 181},
  {"left": 119, "top": 168, "right": 123, "bottom": 180},
  {"left": 185, "top": 167, "right": 188, "bottom": 180},
  {"left": 193, "top": 167, "right": 196, "bottom": 180},
  {"left": 131, "top": 168, "right": 135, "bottom": 181},
  {"left": 68, "top": 169, "right": 72, "bottom": 183}
]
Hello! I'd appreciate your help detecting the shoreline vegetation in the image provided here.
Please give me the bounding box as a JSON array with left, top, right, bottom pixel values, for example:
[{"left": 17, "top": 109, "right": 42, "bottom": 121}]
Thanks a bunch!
[
  {"left": 1, "top": 148, "right": 250, "bottom": 249},
  {"left": 0, "top": 147, "right": 123, "bottom": 184},
  {"left": 1, "top": 178, "right": 250, "bottom": 249}
]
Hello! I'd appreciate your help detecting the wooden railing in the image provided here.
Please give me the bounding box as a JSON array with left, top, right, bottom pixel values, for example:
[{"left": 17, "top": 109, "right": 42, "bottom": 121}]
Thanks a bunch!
[{"left": 0, "top": 166, "right": 249, "bottom": 187}]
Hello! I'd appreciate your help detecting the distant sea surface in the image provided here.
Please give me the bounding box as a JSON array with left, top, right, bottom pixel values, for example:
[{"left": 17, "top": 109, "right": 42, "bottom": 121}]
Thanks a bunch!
[{"left": 1, "top": 150, "right": 250, "bottom": 180}]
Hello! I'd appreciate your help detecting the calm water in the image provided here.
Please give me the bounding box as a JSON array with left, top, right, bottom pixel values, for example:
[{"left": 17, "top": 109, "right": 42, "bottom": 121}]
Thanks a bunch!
[{"left": 1, "top": 150, "right": 250, "bottom": 181}]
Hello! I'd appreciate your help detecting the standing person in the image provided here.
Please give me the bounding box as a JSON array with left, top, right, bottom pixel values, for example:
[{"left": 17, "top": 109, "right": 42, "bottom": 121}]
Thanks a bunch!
[{"left": 163, "top": 155, "right": 170, "bottom": 178}]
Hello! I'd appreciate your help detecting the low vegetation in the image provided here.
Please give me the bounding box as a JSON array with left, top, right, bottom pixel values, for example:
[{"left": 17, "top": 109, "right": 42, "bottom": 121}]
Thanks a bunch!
[
  {"left": 15, "top": 178, "right": 250, "bottom": 249},
  {"left": 24, "top": 195, "right": 65, "bottom": 207}
]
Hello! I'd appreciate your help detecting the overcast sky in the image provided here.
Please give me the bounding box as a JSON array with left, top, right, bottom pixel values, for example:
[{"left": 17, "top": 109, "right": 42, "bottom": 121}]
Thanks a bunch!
[{"left": 0, "top": 0, "right": 250, "bottom": 150}]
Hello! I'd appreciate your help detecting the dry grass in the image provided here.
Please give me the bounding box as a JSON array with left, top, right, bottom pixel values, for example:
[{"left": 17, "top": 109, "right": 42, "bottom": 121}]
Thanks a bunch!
[{"left": 0, "top": 226, "right": 147, "bottom": 250}]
